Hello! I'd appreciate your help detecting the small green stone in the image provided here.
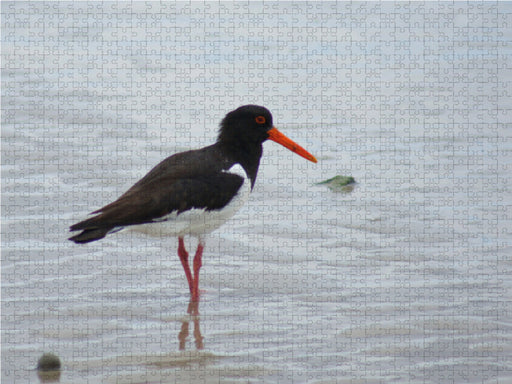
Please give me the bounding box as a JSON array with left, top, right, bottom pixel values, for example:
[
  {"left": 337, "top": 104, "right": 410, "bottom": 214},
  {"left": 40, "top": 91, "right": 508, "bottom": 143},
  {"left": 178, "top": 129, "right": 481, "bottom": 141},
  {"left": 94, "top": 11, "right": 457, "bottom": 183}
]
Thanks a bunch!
[
  {"left": 316, "top": 175, "right": 356, "bottom": 192},
  {"left": 37, "top": 353, "right": 61, "bottom": 371}
]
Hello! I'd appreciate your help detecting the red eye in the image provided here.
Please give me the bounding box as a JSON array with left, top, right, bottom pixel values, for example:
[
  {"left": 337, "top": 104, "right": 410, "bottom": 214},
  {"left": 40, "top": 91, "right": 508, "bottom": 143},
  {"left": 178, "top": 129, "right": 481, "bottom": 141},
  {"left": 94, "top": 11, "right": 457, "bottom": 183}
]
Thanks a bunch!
[{"left": 255, "top": 116, "right": 266, "bottom": 124}]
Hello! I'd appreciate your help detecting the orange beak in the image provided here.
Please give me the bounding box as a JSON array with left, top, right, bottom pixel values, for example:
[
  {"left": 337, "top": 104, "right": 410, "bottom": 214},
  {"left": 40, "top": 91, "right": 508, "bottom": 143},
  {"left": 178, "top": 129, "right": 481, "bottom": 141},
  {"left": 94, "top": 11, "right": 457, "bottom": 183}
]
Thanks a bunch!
[{"left": 267, "top": 127, "right": 317, "bottom": 163}]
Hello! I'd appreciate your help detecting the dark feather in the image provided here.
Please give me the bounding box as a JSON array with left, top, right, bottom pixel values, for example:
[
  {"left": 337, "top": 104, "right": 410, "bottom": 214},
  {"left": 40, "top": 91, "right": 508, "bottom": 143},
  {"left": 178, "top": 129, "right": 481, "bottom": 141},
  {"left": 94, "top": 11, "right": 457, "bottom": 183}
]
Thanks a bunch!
[
  {"left": 69, "top": 143, "right": 246, "bottom": 243},
  {"left": 68, "top": 228, "right": 111, "bottom": 243}
]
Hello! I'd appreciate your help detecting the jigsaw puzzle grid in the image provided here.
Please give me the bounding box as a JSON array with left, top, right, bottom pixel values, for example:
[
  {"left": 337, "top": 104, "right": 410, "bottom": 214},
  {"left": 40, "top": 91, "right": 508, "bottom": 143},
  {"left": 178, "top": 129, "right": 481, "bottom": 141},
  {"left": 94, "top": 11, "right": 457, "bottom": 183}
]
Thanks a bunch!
[{"left": 2, "top": 2, "right": 511, "bottom": 383}]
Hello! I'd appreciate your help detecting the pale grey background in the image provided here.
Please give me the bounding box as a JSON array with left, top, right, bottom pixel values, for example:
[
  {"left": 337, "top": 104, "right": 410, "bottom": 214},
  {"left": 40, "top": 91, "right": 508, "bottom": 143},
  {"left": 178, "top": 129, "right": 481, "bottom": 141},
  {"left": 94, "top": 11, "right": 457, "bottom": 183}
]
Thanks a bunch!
[{"left": 2, "top": 2, "right": 511, "bottom": 383}]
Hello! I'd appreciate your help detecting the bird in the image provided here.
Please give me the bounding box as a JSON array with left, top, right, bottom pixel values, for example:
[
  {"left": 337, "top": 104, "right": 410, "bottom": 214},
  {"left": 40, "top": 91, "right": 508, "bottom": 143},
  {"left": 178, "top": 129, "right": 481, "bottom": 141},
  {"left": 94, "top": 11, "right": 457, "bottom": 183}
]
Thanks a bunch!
[{"left": 69, "top": 105, "right": 317, "bottom": 302}]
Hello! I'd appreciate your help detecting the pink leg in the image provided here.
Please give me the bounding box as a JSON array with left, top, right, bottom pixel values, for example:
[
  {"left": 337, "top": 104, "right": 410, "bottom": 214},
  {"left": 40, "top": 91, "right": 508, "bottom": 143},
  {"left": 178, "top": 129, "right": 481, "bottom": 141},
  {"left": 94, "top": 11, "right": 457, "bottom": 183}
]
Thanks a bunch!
[
  {"left": 177, "top": 237, "right": 194, "bottom": 295},
  {"left": 191, "top": 242, "right": 204, "bottom": 302},
  {"left": 187, "top": 300, "right": 199, "bottom": 316}
]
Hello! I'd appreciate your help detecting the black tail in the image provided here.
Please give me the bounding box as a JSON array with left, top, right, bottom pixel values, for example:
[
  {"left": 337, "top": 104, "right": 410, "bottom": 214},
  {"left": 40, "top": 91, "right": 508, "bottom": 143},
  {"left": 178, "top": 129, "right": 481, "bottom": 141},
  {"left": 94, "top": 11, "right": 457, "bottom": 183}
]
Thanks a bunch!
[{"left": 69, "top": 228, "right": 110, "bottom": 244}]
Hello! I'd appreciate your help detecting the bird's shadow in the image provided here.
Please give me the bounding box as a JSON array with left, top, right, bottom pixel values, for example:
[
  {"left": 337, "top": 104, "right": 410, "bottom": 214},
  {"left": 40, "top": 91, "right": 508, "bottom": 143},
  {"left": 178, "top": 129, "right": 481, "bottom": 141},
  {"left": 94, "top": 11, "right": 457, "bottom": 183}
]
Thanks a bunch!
[{"left": 178, "top": 300, "right": 204, "bottom": 351}]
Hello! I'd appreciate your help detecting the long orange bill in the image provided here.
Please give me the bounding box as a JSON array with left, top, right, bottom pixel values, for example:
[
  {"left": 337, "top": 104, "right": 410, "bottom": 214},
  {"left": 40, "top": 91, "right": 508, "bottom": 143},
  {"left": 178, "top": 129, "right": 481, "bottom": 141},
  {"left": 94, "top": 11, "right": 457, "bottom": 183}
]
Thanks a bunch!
[{"left": 267, "top": 127, "right": 318, "bottom": 163}]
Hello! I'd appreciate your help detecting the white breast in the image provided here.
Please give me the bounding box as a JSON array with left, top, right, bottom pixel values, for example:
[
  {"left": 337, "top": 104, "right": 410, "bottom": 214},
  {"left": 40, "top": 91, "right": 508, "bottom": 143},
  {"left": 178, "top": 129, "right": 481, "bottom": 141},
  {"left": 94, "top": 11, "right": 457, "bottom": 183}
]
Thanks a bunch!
[{"left": 129, "top": 164, "right": 251, "bottom": 239}]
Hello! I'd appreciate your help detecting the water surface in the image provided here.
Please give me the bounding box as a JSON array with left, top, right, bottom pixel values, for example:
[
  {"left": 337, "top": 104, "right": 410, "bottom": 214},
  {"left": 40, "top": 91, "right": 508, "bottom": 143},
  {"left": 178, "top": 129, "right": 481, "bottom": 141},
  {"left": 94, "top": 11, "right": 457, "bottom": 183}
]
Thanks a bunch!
[{"left": 2, "top": 2, "right": 511, "bottom": 383}]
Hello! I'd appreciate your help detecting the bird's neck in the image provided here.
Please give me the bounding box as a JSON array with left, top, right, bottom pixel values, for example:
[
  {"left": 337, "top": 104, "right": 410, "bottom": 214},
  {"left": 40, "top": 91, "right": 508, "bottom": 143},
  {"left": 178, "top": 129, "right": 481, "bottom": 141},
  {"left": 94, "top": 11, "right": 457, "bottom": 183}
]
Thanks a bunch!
[{"left": 218, "top": 140, "right": 262, "bottom": 189}]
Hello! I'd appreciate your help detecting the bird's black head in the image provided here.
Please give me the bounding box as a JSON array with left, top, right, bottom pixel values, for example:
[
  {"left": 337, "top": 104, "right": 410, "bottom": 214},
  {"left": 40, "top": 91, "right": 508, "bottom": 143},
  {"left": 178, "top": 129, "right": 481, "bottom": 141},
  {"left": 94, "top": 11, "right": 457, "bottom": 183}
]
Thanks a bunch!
[
  {"left": 217, "top": 105, "right": 274, "bottom": 145},
  {"left": 216, "top": 104, "right": 318, "bottom": 168}
]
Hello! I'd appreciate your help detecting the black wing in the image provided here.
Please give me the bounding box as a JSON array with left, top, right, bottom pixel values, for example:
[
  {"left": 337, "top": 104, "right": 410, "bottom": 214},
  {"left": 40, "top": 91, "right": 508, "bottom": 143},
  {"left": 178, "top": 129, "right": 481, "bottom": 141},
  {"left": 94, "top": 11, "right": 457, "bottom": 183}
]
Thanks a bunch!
[{"left": 69, "top": 145, "right": 243, "bottom": 243}]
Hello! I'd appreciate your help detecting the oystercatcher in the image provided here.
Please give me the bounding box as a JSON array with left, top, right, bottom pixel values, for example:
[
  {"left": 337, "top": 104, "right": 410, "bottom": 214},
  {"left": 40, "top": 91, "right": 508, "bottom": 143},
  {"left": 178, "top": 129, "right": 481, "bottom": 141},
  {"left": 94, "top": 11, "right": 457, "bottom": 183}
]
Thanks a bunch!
[{"left": 69, "top": 105, "right": 317, "bottom": 302}]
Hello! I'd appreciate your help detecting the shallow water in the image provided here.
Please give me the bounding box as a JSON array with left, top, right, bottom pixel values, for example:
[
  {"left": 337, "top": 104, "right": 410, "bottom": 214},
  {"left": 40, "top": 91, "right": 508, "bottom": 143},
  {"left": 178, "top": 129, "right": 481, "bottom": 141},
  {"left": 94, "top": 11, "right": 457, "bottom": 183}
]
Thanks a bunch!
[{"left": 2, "top": 2, "right": 512, "bottom": 383}]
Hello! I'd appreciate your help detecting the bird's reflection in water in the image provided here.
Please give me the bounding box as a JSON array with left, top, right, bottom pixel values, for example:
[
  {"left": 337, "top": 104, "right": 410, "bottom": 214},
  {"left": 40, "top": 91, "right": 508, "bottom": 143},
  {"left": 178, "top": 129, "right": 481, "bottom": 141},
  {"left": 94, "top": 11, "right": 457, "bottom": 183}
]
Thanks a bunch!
[{"left": 178, "top": 300, "right": 204, "bottom": 350}]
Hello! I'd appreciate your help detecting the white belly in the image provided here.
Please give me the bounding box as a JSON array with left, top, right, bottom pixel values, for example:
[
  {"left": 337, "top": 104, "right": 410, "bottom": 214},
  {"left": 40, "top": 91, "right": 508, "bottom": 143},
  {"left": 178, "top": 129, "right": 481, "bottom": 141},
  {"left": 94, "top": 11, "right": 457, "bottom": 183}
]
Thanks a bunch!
[{"left": 128, "top": 164, "right": 251, "bottom": 238}]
